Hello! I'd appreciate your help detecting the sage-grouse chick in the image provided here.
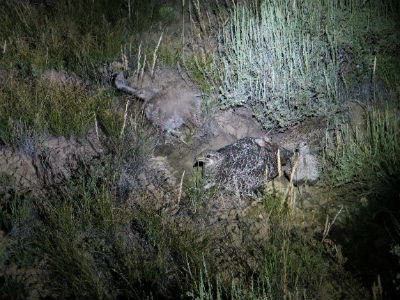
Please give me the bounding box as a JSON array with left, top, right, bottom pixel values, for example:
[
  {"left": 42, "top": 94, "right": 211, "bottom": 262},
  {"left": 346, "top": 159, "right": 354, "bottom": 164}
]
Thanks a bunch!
[
  {"left": 284, "top": 141, "right": 320, "bottom": 186},
  {"left": 195, "top": 137, "right": 291, "bottom": 196}
]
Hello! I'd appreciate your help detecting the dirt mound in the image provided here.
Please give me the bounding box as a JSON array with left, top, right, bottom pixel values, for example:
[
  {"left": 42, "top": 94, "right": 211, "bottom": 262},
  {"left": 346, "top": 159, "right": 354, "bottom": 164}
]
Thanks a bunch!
[
  {"left": 0, "top": 147, "right": 40, "bottom": 190},
  {"left": 119, "top": 155, "right": 181, "bottom": 209},
  {"left": 0, "top": 128, "right": 104, "bottom": 194}
]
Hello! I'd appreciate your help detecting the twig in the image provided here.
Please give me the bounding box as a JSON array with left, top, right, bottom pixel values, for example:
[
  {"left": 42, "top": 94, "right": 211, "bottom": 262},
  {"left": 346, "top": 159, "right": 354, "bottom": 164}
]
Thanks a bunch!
[
  {"left": 372, "top": 275, "right": 383, "bottom": 300},
  {"left": 283, "top": 153, "right": 300, "bottom": 208},
  {"left": 94, "top": 113, "right": 99, "bottom": 139},
  {"left": 120, "top": 99, "right": 130, "bottom": 138},
  {"left": 177, "top": 171, "right": 185, "bottom": 205},
  {"left": 151, "top": 32, "right": 163, "bottom": 78},
  {"left": 140, "top": 54, "right": 147, "bottom": 84},
  {"left": 136, "top": 42, "right": 142, "bottom": 77},
  {"left": 322, "top": 205, "right": 343, "bottom": 242},
  {"left": 277, "top": 148, "right": 282, "bottom": 177}
]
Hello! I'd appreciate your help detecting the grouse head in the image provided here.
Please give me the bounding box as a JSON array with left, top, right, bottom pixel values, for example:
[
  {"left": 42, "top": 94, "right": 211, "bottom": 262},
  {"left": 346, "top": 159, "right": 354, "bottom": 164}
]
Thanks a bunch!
[
  {"left": 296, "top": 141, "right": 310, "bottom": 155},
  {"left": 195, "top": 150, "right": 225, "bottom": 170}
]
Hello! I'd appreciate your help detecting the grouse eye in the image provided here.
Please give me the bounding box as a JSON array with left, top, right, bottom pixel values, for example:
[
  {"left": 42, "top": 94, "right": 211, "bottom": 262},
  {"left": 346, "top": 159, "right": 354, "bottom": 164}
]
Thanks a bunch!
[{"left": 206, "top": 154, "right": 211, "bottom": 158}]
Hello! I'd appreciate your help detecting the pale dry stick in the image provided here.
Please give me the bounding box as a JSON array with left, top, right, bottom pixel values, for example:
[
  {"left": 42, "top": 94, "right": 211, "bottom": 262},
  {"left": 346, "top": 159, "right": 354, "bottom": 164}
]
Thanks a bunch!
[
  {"left": 136, "top": 42, "right": 142, "bottom": 77},
  {"left": 323, "top": 214, "right": 329, "bottom": 239},
  {"left": 120, "top": 99, "right": 130, "bottom": 137},
  {"left": 177, "top": 170, "right": 185, "bottom": 205},
  {"left": 277, "top": 148, "right": 282, "bottom": 177},
  {"left": 3, "top": 40, "right": 6, "bottom": 54},
  {"left": 283, "top": 153, "right": 300, "bottom": 208},
  {"left": 322, "top": 205, "right": 343, "bottom": 242},
  {"left": 140, "top": 54, "right": 147, "bottom": 84},
  {"left": 94, "top": 113, "right": 99, "bottom": 139},
  {"left": 150, "top": 32, "right": 163, "bottom": 78},
  {"left": 372, "top": 275, "right": 383, "bottom": 300}
]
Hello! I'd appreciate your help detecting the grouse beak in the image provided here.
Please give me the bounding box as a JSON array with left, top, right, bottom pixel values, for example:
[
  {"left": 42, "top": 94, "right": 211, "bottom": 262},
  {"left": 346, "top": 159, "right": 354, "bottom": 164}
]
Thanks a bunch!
[
  {"left": 193, "top": 155, "right": 206, "bottom": 167},
  {"left": 193, "top": 160, "right": 202, "bottom": 167}
]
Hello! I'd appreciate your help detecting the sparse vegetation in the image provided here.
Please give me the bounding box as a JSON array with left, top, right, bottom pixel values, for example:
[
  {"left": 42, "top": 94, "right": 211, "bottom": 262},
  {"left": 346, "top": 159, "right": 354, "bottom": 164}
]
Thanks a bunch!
[
  {"left": 0, "top": 161, "right": 209, "bottom": 299},
  {"left": 186, "top": 191, "right": 364, "bottom": 300},
  {"left": 1, "top": 0, "right": 400, "bottom": 299},
  {"left": 0, "top": 78, "right": 122, "bottom": 145},
  {"left": 326, "top": 106, "right": 400, "bottom": 197},
  {"left": 324, "top": 105, "right": 400, "bottom": 298},
  {"left": 0, "top": 0, "right": 182, "bottom": 77}
]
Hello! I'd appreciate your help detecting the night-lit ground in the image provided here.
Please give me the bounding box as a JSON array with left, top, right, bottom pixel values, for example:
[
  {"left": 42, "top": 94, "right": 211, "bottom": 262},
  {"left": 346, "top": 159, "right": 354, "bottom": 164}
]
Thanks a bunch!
[{"left": 0, "top": 1, "right": 399, "bottom": 299}]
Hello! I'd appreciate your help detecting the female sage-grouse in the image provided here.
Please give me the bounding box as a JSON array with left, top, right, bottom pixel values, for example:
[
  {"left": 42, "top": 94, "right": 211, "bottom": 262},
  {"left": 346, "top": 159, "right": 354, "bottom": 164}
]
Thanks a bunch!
[
  {"left": 195, "top": 137, "right": 291, "bottom": 196},
  {"left": 283, "top": 141, "right": 320, "bottom": 186}
]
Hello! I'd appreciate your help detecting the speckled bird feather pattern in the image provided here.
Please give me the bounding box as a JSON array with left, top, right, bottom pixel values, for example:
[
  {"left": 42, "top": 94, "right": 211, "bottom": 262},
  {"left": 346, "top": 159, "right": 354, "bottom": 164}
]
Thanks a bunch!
[{"left": 196, "top": 137, "right": 291, "bottom": 196}]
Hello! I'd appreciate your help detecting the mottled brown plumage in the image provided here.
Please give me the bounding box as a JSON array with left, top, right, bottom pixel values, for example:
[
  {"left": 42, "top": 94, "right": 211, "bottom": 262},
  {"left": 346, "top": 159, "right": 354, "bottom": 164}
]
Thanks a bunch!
[{"left": 196, "top": 137, "right": 291, "bottom": 196}]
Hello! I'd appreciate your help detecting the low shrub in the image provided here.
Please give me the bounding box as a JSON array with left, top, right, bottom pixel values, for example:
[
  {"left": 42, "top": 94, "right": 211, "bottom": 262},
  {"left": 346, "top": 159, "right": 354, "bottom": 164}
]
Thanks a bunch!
[
  {"left": 218, "top": 0, "right": 341, "bottom": 128},
  {"left": 217, "top": 0, "right": 400, "bottom": 129}
]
